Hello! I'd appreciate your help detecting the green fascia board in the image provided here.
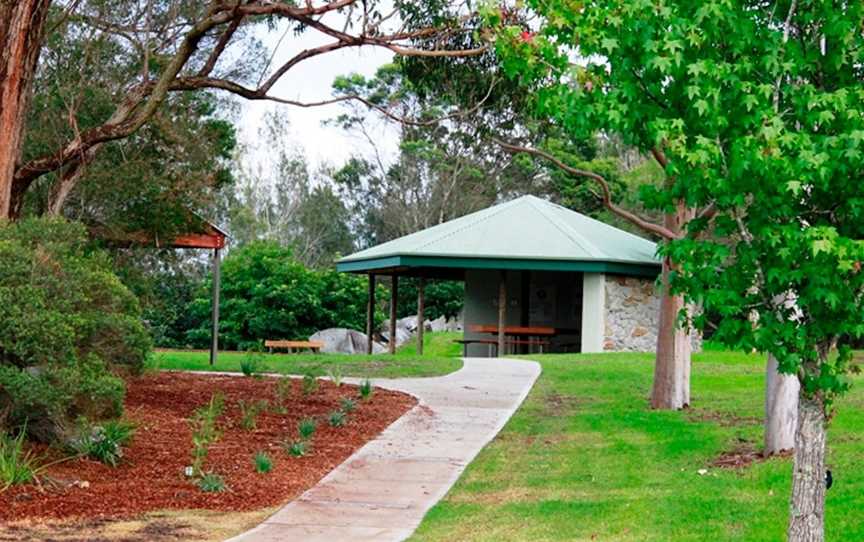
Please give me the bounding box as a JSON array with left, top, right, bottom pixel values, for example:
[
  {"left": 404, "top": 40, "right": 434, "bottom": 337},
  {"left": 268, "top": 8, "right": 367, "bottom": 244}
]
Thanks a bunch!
[{"left": 336, "top": 255, "right": 660, "bottom": 278}]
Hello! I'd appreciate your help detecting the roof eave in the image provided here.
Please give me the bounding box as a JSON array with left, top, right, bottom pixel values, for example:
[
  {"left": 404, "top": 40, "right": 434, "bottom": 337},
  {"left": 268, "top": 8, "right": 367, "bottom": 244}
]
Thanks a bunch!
[{"left": 336, "top": 255, "right": 661, "bottom": 278}]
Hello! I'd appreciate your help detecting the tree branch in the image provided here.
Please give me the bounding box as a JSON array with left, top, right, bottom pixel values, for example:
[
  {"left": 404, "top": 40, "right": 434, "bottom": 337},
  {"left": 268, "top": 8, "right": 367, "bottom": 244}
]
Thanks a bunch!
[
  {"left": 11, "top": 1, "right": 490, "bottom": 204},
  {"left": 494, "top": 139, "right": 680, "bottom": 240}
]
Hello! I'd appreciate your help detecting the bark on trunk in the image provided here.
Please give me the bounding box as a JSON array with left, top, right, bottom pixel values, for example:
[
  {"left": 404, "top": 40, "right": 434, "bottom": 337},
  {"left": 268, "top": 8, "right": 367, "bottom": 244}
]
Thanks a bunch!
[
  {"left": 764, "top": 353, "right": 799, "bottom": 455},
  {"left": 0, "top": 0, "right": 51, "bottom": 220},
  {"left": 650, "top": 261, "right": 692, "bottom": 409},
  {"left": 788, "top": 394, "right": 827, "bottom": 542},
  {"left": 650, "top": 202, "right": 694, "bottom": 410}
]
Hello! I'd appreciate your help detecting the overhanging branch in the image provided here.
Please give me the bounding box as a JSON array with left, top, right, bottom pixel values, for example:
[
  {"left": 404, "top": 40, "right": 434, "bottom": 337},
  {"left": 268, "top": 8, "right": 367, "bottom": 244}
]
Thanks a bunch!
[{"left": 494, "top": 139, "right": 680, "bottom": 240}]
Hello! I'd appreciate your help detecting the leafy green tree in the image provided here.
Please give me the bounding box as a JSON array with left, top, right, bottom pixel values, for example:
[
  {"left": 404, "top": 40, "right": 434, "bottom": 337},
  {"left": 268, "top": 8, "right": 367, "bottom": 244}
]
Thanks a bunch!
[
  {"left": 490, "top": 1, "right": 864, "bottom": 539},
  {"left": 1, "top": 0, "right": 488, "bottom": 221},
  {"left": 396, "top": 278, "right": 464, "bottom": 322},
  {"left": 112, "top": 248, "right": 207, "bottom": 348},
  {"left": 185, "top": 242, "right": 383, "bottom": 350},
  {"left": 0, "top": 218, "right": 151, "bottom": 442},
  {"left": 223, "top": 113, "right": 353, "bottom": 267},
  {"left": 18, "top": 4, "right": 237, "bottom": 238},
  {"left": 329, "top": 60, "right": 621, "bottom": 248}
]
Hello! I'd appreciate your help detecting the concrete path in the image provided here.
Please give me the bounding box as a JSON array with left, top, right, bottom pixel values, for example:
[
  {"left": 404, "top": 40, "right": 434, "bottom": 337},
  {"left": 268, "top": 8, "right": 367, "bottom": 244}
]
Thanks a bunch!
[{"left": 228, "top": 357, "right": 541, "bottom": 542}]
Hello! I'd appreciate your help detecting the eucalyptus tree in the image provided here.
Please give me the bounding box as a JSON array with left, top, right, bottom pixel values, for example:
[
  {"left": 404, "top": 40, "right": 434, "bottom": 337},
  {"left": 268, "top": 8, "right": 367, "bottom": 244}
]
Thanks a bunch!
[
  {"left": 327, "top": 57, "right": 620, "bottom": 247},
  {"left": 488, "top": 1, "right": 864, "bottom": 540},
  {"left": 0, "top": 0, "right": 489, "bottom": 221}
]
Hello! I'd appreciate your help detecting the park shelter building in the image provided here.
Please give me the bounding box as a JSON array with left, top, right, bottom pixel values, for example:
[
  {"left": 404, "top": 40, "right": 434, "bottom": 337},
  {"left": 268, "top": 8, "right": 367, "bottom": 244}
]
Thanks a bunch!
[{"left": 336, "top": 195, "right": 664, "bottom": 357}]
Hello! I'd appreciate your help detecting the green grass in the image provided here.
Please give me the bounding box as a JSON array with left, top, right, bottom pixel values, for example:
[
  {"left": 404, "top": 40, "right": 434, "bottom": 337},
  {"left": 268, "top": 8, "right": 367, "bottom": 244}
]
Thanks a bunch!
[
  {"left": 152, "top": 331, "right": 463, "bottom": 378},
  {"left": 411, "top": 350, "right": 864, "bottom": 542}
]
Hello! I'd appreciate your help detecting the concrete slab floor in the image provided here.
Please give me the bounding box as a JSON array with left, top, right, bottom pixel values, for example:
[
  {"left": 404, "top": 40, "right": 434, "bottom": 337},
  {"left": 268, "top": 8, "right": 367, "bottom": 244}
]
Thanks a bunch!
[{"left": 227, "top": 357, "right": 541, "bottom": 542}]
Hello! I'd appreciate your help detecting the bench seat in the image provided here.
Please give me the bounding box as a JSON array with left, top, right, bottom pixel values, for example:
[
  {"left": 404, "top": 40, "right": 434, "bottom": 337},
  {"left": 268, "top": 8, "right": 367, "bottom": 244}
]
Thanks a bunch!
[{"left": 264, "top": 340, "right": 324, "bottom": 353}]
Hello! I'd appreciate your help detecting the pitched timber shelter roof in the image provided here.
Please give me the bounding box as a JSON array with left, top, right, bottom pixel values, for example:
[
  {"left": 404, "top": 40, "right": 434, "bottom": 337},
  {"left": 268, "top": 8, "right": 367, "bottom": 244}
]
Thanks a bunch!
[{"left": 337, "top": 195, "right": 661, "bottom": 278}]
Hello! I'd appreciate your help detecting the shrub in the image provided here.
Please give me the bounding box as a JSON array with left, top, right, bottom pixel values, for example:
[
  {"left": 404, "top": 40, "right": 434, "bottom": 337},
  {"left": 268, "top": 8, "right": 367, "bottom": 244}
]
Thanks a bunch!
[
  {"left": 327, "top": 367, "right": 343, "bottom": 387},
  {"left": 285, "top": 440, "right": 307, "bottom": 457},
  {"left": 359, "top": 379, "right": 374, "bottom": 401},
  {"left": 197, "top": 472, "right": 227, "bottom": 492},
  {"left": 70, "top": 419, "right": 136, "bottom": 467},
  {"left": 0, "top": 218, "right": 151, "bottom": 443},
  {"left": 339, "top": 397, "right": 356, "bottom": 413},
  {"left": 240, "top": 350, "right": 263, "bottom": 377},
  {"left": 298, "top": 417, "right": 316, "bottom": 440},
  {"left": 238, "top": 399, "right": 268, "bottom": 431},
  {"left": 328, "top": 410, "right": 346, "bottom": 428},
  {"left": 184, "top": 242, "right": 384, "bottom": 350},
  {"left": 302, "top": 373, "right": 318, "bottom": 396},
  {"left": 0, "top": 430, "right": 40, "bottom": 489},
  {"left": 189, "top": 393, "right": 224, "bottom": 476},
  {"left": 272, "top": 377, "right": 292, "bottom": 414},
  {"left": 253, "top": 451, "right": 273, "bottom": 473}
]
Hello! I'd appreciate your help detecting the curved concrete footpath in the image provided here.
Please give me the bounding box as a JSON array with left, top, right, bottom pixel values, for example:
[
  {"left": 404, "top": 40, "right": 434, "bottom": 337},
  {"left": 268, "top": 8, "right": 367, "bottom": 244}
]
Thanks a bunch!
[{"left": 228, "top": 357, "right": 541, "bottom": 542}]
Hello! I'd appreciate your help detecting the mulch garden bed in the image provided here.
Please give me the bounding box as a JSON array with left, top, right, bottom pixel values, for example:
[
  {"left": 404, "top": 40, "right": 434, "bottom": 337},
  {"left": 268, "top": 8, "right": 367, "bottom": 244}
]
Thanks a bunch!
[{"left": 0, "top": 372, "right": 417, "bottom": 521}]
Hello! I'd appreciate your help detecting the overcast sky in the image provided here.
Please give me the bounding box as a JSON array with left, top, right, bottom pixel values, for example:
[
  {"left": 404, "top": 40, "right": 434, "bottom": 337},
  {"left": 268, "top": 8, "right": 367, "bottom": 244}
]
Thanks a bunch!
[{"left": 236, "top": 19, "right": 401, "bottom": 174}]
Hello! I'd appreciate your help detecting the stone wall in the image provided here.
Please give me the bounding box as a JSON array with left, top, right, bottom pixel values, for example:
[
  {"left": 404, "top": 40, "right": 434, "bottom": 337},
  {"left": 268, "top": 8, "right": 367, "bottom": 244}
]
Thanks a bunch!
[
  {"left": 603, "top": 275, "right": 660, "bottom": 352},
  {"left": 603, "top": 275, "right": 702, "bottom": 353}
]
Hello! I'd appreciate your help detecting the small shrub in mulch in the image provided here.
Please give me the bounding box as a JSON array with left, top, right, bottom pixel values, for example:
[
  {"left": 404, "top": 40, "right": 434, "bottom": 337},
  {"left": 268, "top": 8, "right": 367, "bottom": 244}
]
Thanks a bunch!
[{"left": 0, "top": 372, "right": 415, "bottom": 521}]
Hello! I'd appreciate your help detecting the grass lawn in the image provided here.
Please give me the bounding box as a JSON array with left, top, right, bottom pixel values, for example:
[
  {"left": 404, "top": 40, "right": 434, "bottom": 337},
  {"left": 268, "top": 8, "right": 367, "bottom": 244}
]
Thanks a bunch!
[
  {"left": 411, "top": 350, "right": 864, "bottom": 542},
  {"left": 152, "top": 331, "right": 463, "bottom": 378}
]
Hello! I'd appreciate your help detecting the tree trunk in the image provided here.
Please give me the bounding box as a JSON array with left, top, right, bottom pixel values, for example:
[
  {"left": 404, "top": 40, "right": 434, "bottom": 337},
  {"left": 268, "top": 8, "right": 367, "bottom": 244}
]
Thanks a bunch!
[
  {"left": 788, "top": 394, "right": 827, "bottom": 542},
  {"left": 650, "top": 202, "right": 694, "bottom": 410},
  {"left": 0, "top": 0, "right": 51, "bottom": 220},
  {"left": 650, "top": 261, "right": 692, "bottom": 409},
  {"left": 764, "top": 353, "right": 799, "bottom": 455}
]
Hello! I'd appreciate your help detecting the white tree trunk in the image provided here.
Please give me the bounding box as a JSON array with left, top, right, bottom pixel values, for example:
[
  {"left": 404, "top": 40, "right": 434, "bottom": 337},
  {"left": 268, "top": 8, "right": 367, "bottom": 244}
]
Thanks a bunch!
[
  {"left": 650, "top": 262, "right": 692, "bottom": 409},
  {"left": 764, "top": 353, "right": 799, "bottom": 455},
  {"left": 788, "top": 394, "right": 827, "bottom": 542},
  {"left": 650, "top": 203, "right": 694, "bottom": 410}
]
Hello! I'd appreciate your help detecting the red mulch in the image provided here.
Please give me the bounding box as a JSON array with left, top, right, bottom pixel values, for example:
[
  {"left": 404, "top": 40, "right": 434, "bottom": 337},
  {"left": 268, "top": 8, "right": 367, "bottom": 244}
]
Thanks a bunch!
[{"left": 0, "top": 372, "right": 416, "bottom": 521}]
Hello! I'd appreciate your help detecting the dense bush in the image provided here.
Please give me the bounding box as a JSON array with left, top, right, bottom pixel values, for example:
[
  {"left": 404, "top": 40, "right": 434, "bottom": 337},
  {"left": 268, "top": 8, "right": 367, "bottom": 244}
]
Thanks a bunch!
[
  {"left": 0, "top": 219, "right": 152, "bottom": 442},
  {"left": 185, "top": 242, "right": 384, "bottom": 350}
]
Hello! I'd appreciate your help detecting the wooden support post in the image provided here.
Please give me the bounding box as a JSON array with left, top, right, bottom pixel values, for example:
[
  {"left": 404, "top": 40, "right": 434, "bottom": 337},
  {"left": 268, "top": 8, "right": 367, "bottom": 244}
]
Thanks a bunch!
[
  {"left": 389, "top": 275, "right": 399, "bottom": 355},
  {"left": 498, "top": 270, "right": 507, "bottom": 358},
  {"left": 366, "top": 273, "right": 376, "bottom": 355},
  {"left": 417, "top": 276, "right": 425, "bottom": 356},
  {"left": 209, "top": 247, "right": 221, "bottom": 366}
]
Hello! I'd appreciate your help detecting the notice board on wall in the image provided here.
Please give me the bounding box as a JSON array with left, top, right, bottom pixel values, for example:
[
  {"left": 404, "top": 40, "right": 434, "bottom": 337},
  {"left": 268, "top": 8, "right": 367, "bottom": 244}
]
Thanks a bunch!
[{"left": 529, "top": 284, "right": 556, "bottom": 325}]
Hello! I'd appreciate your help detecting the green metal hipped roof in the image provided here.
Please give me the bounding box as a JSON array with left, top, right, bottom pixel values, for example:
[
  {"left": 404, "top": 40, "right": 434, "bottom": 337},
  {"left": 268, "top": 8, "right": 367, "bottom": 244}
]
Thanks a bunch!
[{"left": 337, "top": 195, "right": 662, "bottom": 278}]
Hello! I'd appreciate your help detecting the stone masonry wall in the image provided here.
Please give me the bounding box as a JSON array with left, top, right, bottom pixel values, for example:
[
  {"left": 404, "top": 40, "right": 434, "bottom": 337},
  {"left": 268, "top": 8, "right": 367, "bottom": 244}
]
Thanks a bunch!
[
  {"left": 604, "top": 275, "right": 660, "bottom": 352},
  {"left": 603, "top": 275, "right": 702, "bottom": 353}
]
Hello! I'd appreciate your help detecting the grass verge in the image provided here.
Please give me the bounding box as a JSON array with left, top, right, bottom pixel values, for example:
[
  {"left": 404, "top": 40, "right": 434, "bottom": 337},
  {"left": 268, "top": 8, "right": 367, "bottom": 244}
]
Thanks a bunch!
[
  {"left": 411, "top": 350, "right": 864, "bottom": 542},
  {"left": 152, "top": 331, "right": 463, "bottom": 378}
]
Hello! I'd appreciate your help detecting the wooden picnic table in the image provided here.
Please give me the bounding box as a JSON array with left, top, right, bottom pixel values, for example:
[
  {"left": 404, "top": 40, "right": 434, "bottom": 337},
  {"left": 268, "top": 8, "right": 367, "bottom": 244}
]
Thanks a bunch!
[
  {"left": 464, "top": 325, "right": 557, "bottom": 355},
  {"left": 468, "top": 325, "right": 556, "bottom": 336}
]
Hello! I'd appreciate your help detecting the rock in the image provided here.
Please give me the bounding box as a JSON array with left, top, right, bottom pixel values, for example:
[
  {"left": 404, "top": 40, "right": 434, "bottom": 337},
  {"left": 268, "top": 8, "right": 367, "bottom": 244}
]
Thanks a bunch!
[
  {"left": 429, "top": 316, "right": 448, "bottom": 332},
  {"left": 397, "top": 316, "right": 418, "bottom": 333},
  {"left": 309, "top": 328, "right": 386, "bottom": 354},
  {"left": 380, "top": 327, "right": 412, "bottom": 347}
]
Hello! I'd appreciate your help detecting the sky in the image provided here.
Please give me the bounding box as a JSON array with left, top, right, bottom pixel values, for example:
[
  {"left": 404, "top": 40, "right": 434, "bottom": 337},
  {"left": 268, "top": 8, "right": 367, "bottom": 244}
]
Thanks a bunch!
[{"left": 236, "top": 18, "right": 401, "bottom": 174}]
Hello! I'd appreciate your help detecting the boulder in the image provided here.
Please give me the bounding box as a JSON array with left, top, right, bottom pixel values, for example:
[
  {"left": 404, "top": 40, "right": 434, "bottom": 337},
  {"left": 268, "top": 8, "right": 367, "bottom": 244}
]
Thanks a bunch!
[
  {"left": 309, "top": 328, "right": 386, "bottom": 354},
  {"left": 429, "top": 315, "right": 448, "bottom": 332},
  {"left": 380, "top": 327, "right": 412, "bottom": 347},
  {"left": 397, "top": 316, "right": 418, "bottom": 333},
  {"left": 445, "top": 314, "right": 464, "bottom": 332}
]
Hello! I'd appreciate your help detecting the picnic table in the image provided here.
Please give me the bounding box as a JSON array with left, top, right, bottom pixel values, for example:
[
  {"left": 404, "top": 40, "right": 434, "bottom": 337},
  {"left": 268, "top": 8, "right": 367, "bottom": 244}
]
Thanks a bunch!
[{"left": 456, "top": 325, "right": 557, "bottom": 356}]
